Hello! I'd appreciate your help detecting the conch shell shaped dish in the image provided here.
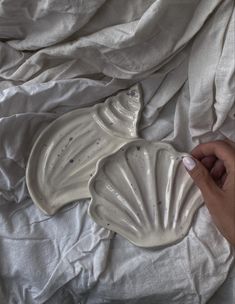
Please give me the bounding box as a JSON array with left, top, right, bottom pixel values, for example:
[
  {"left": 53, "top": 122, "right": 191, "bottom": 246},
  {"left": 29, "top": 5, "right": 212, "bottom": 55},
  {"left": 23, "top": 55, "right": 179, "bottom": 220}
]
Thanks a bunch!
[
  {"left": 26, "top": 85, "right": 142, "bottom": 215},
  {"left": 88, "top": 140, "right": 204, "bottom": 248}
]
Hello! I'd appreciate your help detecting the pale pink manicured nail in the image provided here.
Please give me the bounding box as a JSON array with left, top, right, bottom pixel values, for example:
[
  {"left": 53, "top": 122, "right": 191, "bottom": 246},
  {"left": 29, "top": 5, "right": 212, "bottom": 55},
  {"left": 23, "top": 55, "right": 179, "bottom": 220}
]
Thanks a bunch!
[{"left": 183, "top": 156, "right": 196, "bottom": 171}]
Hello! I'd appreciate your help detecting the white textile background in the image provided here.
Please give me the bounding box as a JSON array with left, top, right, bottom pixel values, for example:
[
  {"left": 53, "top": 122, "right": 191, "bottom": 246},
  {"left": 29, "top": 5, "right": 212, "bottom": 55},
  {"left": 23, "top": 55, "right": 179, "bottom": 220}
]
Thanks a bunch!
[{"left": 0, "top": 0, "right": 235, "bottom": 303}]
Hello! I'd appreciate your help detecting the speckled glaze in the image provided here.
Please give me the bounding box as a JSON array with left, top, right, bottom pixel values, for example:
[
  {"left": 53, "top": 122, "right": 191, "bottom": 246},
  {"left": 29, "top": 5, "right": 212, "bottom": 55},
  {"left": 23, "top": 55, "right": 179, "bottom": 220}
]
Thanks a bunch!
[
  {"left": 88, "top": 140, "right": 204, "bottom": 248},
  {"left": 26, "top": 85, "right": 142, "bottom": 215}
]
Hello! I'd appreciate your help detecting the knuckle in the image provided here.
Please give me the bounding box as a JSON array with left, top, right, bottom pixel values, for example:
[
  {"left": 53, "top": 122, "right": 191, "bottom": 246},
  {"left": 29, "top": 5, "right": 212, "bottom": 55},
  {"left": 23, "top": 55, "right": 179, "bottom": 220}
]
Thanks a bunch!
[
  {"left": 216, "top": 140, "right": 230, "bottom": 149},
  {"left": 199, "top": 140, "right": 229, "bottom": 149}
]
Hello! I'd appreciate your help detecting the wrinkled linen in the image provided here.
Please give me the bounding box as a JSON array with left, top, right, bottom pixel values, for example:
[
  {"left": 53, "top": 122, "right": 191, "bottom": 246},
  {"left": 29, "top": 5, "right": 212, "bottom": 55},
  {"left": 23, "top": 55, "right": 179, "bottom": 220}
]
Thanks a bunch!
[{"left": 0, "top": 0, "right": 235, "bottom": 303}]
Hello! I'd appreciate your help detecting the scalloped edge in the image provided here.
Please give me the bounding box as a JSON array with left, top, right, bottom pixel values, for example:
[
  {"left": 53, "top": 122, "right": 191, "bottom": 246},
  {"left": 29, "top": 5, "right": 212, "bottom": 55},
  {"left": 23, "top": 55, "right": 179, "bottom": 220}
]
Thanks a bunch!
[{"left": 88, "top": 139, "right": 203, "bottom": 248}]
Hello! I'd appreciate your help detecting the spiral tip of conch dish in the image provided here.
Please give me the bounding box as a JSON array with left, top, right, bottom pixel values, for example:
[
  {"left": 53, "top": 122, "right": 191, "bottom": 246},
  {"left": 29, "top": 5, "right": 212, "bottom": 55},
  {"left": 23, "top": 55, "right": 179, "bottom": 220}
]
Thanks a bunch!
[{"left": 93, "top": 84, "right": 143, "bottom": 139}]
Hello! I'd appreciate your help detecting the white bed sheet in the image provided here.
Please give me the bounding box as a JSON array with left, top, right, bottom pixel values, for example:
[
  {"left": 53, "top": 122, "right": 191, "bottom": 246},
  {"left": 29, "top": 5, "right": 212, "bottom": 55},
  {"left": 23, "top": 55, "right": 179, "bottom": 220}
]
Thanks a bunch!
[{"left": 0, "top": 0, "right": 235, "bottom": 303}]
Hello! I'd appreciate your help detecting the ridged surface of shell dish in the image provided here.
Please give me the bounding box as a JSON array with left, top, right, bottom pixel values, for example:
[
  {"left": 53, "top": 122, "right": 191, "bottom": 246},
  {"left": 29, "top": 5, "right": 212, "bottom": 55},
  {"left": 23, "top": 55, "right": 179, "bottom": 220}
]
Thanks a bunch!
[
  {"left": 88, "top": 140, "right": 204, "bottom": 248},
  {"left": 26, "top": 85, "right": 142, "bottom": 215}
]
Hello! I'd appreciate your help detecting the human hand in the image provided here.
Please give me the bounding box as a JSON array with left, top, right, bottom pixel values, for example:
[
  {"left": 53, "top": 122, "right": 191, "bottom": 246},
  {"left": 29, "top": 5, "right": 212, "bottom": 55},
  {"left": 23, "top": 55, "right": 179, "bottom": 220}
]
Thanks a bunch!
[{"left": 182, "top": 140, "right": 235, "bottom": 246}]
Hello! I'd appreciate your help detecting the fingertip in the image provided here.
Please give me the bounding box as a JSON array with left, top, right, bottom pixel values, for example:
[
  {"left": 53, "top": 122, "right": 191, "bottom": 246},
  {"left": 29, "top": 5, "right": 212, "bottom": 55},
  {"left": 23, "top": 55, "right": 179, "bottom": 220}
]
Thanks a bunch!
[
  {"left": 191, "top": 141, "right": 235, "bottom": 171},
  {"left": 183, "top": 156, "right": 222, "bottom": 200},
  {"left": 182, "top": 156, "right": 196, "bottom": 171}
]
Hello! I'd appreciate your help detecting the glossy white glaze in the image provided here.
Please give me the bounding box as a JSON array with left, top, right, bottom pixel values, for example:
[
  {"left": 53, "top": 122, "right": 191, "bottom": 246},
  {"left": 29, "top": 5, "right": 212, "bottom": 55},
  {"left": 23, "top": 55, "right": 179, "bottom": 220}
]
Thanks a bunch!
[
  {"left": 26, "top": 85, "right": 142, "bottom": 215},
  {"left": 88, "top": 140, "right": 204, "bottom": 248}
]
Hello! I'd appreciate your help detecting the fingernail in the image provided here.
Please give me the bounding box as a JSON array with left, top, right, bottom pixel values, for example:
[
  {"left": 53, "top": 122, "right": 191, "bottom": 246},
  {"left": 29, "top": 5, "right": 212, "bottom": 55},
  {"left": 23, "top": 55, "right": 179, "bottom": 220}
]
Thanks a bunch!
[{"left": 183, "top": 156, "right": 196, "bottom": 171}]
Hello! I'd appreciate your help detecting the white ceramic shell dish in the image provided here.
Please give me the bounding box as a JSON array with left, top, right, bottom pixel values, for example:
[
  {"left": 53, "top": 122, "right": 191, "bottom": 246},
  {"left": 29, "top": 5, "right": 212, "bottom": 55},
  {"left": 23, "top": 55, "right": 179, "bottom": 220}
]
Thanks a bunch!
[
  {"left": 26, "top": 85, "right": 142, "bottom": 215},
  {"left": 88, "top": 140, "right": 204, "bottom": 248}
]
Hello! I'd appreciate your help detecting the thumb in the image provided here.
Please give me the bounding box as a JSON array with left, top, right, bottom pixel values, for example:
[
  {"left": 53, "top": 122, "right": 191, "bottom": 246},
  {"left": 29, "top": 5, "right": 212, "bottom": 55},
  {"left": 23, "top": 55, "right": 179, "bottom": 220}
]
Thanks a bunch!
[{"left": 182, "top": 156, "right": 221, "bottom": 201}]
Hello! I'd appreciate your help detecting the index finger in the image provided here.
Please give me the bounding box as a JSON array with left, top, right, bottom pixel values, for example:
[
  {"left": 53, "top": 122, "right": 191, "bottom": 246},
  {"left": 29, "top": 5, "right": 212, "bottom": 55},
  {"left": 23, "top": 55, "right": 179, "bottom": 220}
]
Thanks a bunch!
[{"left": 191, "top": 141, "right": 235, "bottom": 174}]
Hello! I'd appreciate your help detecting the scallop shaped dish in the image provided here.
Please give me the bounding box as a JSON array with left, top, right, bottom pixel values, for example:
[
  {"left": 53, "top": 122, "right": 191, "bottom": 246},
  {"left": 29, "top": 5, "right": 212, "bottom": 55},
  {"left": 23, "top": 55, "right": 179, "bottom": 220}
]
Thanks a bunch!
[
  {"left": 88, "top": 140, "right": 204, "bottom": 248},
  {"left": 26, "top": 85, "right": 142, "bottom": 215}
]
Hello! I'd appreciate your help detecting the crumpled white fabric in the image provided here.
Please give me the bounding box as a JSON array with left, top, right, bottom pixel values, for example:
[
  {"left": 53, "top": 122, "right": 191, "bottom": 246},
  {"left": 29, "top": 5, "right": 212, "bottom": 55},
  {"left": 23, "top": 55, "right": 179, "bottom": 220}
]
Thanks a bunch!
[{"left": 0, "top": 0, "right": 235, "bottom": 303}]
